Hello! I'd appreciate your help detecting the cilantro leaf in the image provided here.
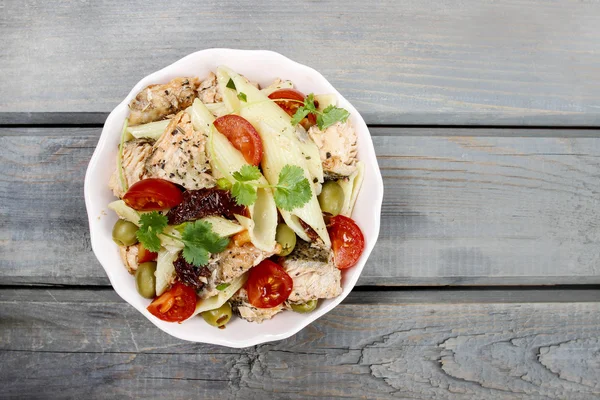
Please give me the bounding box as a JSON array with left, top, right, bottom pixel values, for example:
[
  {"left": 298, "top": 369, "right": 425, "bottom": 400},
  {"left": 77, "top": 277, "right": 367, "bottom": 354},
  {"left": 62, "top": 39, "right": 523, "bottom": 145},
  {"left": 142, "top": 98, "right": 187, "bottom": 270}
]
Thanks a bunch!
[
  {"left": 136, "top": 212, "right": 168, "bottom": 252},
  {"left": 182, "top": 246, "right": 209, "bottom": 267},
  {"left": 226, "top": 78, "right": 236, "bottom": 90},
  {"left": 232, "top": 182, "right": 257, "bottom": 206},
  {"left": 216, "top": 283, "right": 230, "bottom": 291},
  {"left": 273, "top": 165, "right": 312, "bottom": 211},
  {"left": 237, "top": 92, "right": 247, "bottom": 102},
  {"left": 290, "top": 93, "right": 317, "bottom": 126},
  {"left": 232, "top": 165, "right": 261, "bottom": 182},
  {"left": 317, "top": 105, "right": 350, "bottom": 130},
  {"left": 181, "top": 220, "right": 230, "bottom": 266}
]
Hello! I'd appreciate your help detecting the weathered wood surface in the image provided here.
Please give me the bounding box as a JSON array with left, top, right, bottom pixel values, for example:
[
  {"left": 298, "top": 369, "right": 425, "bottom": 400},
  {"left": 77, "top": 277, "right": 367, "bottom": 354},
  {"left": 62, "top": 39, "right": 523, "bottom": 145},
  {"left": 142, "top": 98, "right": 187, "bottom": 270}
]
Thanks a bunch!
[
  {"left": 3, "top": 127, "right": 600, "bottom": 286},
  {"left": 2, "top": 0, "right": 600, "bottom": 126},
  {"left": 1, "top": 289, "right": 599, "bottom": 399}
]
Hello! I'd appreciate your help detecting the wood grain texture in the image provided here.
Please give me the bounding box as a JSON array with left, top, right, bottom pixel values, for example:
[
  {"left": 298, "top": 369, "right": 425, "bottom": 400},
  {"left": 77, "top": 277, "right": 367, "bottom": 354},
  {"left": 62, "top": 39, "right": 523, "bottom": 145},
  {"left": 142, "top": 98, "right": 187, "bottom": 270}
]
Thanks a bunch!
[
  {"left": 2, "top": 127, "right": 600, "bottom": 286},
  {"left": 1, "top": 289, "right": 599, "bottom": 399},
  {"left": 2, "top": 0, "right": 600, "bottom": 125}
]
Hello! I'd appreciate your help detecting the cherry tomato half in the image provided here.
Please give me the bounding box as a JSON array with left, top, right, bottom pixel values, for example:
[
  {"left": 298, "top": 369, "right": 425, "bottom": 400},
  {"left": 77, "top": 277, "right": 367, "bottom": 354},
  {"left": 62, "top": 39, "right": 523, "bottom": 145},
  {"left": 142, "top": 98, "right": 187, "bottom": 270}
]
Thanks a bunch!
[
  {"left": 246, "top": 260, "right": 293, "bottom": 308},
  {"left": 213, "top": 115, "right": 263, "bottom": 166},
  {"left": 137, "top": 242, "right": 158, "bottom": 263},
  {"left": 147, "top": 282, "right": 197, "bottom": 322},
  {"left": 123, "top": 178, "right": 183, "bottom": 211},
  {"left": 268, "top": 89, "right": 317, "bottom": 128},
  {"left": 327, "top": 215, "right": 365, "bottom": 270}
]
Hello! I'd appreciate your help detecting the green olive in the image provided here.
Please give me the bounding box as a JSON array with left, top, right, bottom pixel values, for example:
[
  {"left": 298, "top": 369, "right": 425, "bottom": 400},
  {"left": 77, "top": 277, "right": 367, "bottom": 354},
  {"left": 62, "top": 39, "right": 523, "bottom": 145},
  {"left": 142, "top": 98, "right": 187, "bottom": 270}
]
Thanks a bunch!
[
  {"left": 290, "top": 299, "right": 318, "bottom": 313},
  {"left": 202, "top": 302, "right": 233, "bottom": 327},
  {"left": 112, "top": 219, "right": 139, "bottom": 246},
  {"left": 318, "top": 181, "right": 344, "bottom": 216},
  {"left": 276, "top": 223, "right": 297, "bottom": 256},
  {"left": 135, "top": 262, "right": 157, "bottom": 299}
]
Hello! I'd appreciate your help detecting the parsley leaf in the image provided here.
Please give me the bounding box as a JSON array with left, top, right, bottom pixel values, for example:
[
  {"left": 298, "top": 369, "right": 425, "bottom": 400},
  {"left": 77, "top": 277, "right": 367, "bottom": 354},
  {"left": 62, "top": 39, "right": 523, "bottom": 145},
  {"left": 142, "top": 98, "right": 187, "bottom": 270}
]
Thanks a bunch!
[
  {"left": 232, "top": 181, "right": 257, "bottom": 206},
  {"left": 232, "top": 165, "right": 262, "bottom": 182},
  {"left": 216, "top": 283, "right": 230, "bottom": 291},
  {"left": 237, "top": 92, "right": 247, "bottom": 102},
  {"left": 181, "top": 220, "right": 230, "bottom": 266},
  {"left": 317, "top": 105, "right": 350, "bottom": 130},
  {"left": 290, "top": 93, "right": 317, "bottom": 126},
  {"left": 226, "top": 78, "right": 236, "bottom": 90},
  {"left": 136, "top": 212, "right": 168, "bottom": 252},
  {"left": 273, "top": 165, "right": 312, "bottom": 211}
]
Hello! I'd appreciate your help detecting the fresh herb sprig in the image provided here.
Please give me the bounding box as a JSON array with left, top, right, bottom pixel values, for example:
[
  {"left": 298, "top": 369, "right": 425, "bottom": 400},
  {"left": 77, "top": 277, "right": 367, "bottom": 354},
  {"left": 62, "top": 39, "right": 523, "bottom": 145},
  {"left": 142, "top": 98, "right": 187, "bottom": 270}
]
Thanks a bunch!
[
  {"left": 226, "top": 165, "right": 312, "bottom": 211},
  {"left": 290, "top": 94, "right": 350, "bottom": 130},
  {"left": 136, "top": 213, "right": 229, "bottom": 267}
]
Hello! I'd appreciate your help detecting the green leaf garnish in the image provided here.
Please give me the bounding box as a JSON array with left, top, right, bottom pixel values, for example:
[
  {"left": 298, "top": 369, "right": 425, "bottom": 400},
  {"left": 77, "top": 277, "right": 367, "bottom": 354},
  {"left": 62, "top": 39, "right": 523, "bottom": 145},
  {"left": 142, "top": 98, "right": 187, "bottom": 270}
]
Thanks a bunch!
[
  {"left": 290, "top": 93, "right": 350, "bottom": 130},
  {"left": 181, "top": 220, "right": 230, "bottom": 266},
  {"left": 290, "top": 93, "right": 317, "bottom": 126},
  {"left": 136, "top": 212, "right": 168, "bottom": 252},
  {"left": 228, "top": 164, "right": 312, "bottom": 211},
  {"left": 136, "top": 213, "right": 229, "bottom": 267},
  {"left": 216, "top": 283, "right": 230, "bottom": 291},
  {"left": 237, "top": 92, "right": 247, "bottom": 102},
  {"left": 232, "top": 181, "right": 258, "bottom": 206},
  {"left": 317, "top": 105, "right": 350, "bottom": 130},
  {"left": 232, "top": 165, "right": 262, "bottom": 182},
  {"left": 273, "top": 165, "right": 312, "bottom": 211},
  {"left": 226, "top": 78, "right": 236, "bottom": 90}
]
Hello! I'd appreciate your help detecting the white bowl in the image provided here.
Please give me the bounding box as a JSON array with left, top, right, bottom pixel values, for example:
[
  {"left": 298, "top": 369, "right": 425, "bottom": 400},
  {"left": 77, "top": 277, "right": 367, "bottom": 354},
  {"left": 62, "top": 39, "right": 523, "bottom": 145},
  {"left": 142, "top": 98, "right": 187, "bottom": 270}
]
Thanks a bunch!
[{"left": 84, "top": 49, "right": 383, "bottom": 348}]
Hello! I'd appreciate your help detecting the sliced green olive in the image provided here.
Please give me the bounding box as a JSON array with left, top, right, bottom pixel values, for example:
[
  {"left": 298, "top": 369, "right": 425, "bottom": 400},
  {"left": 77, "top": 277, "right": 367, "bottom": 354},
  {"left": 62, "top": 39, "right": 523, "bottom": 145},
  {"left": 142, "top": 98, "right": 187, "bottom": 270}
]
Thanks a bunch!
[
  {"left": 202, "top": 302, "right": 233, "bottom": 328},
  {"left": 290, "top": 299, "right": 318, "bottom": 313},
  {"left": 276, "top": 223, "right": 297, "bottom": 256},
  {"left": 318, "top": 181, "right": 344, "bottom": 216},
  {"left": 112, "top": 219, "right": 139, "bottom": 246},
  {"left": 135, "top": 262, "right": 157, "bottom": 299}
]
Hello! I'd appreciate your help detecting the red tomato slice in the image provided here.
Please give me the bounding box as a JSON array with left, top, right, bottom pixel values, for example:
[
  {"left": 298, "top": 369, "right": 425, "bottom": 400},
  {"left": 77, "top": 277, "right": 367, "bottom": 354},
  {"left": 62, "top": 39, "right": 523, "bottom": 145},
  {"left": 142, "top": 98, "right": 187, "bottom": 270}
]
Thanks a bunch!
[
  {"left": 123, "top": 178, "right": 183, "bottom": 211},
  {"left": 327, "top": 215, "right": 365, "bottom": 270},
  {"left": 137, "top": 243, "right": 158, "bottom": 263},
  {"left": 268, "top": 89, "right": 317, "bottom": 128},
  {"left": 246, "top": 260, "right": 293, "bottom": 308},
  {"left": 213, "top": 115, "right": 263, "bottom": 166},
  {"left": 147, "top": 282, "right": 196, "bottom": 322}
]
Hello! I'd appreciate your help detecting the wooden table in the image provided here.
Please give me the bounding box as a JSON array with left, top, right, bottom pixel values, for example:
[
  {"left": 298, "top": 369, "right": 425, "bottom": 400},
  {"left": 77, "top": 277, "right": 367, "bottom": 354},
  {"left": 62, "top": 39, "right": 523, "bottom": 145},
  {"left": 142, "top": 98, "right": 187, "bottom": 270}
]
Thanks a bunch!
[{"left": 2, "top": 1, "right": 600, "bottom": 398}]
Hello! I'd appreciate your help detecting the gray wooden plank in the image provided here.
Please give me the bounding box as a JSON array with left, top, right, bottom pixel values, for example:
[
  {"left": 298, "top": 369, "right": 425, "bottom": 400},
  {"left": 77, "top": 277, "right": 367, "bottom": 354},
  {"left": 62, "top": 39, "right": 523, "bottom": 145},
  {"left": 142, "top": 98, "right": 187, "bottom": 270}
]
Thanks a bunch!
[
  {"left": 2, "top": 0, "right": 600, "bottom": 126},
  {"left": 1, "top": 289, "right": 599, "bottom": 399},
  {"left": 3, "top": 287, "right": 600, "bottom": 306},
  {"left": 2, "top": 127, "right": 600, "bottom": 286}
]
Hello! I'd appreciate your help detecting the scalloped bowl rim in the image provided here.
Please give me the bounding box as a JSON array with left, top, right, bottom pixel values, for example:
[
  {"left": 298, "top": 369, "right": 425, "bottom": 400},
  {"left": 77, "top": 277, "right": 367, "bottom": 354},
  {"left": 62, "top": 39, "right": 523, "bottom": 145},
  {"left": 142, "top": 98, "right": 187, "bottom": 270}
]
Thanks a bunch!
[{"left": 84, "top": 49, "right": 383, "bottom": 348}]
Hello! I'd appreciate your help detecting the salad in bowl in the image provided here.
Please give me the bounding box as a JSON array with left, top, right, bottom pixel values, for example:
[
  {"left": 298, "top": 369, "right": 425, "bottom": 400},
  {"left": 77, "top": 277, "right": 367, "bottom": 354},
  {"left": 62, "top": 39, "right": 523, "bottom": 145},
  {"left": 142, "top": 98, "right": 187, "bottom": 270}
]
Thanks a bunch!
[{"left": 85, "top": 49, "right": 382, "bottom": 347}]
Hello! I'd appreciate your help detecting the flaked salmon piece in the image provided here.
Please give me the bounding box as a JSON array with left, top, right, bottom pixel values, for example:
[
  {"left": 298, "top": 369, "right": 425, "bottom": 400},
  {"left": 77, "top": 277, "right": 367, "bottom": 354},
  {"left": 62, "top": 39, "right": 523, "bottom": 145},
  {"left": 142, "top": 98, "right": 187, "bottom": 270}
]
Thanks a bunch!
[
  {"left": 230, "top": 287, "right": 284, "bottom": 323},
  {"left": 118, "top": 245, "right": 139, "bottom": 274},
  {"left": 282, "top": 239, "right": 342, "bottom": 303},
  {"left": 214, "top": 243, "right": 274, "bottom": 283},
  {"left": 145, "top": 111, "right": 215, "bottom": 190},
  {"left": 308, "top": 120, "right": 358, "bottom": 178},
  {"left": 197, "top": 72, "right": 222, "bottom": 104},
  {"left": 129, "top": 77, "right": 200, "bottom": 125},
  {"left": 199, "top": 242, "right": 275, "bottom": 299},
  {"left": 108, "top": 139, "right": 153, "bottom": 198}
]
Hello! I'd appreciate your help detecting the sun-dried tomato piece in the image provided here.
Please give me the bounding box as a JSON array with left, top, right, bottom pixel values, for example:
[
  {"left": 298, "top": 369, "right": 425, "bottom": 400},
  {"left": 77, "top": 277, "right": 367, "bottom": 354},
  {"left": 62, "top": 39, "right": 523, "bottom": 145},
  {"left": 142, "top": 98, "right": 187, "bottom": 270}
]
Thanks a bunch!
[
  {"left": 173, "top": 254, "right": 211, "bottom": 290},
  {"left": 166, "top": 187, "right": 249, "bottom": 225}
]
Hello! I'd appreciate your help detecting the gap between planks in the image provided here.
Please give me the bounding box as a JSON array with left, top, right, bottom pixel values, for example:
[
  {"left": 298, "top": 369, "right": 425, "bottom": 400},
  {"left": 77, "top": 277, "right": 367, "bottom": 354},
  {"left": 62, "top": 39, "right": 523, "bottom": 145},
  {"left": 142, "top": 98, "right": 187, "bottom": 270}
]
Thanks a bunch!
[{"left": 1, "top": 113, "right": 600, "bottom": 137}]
